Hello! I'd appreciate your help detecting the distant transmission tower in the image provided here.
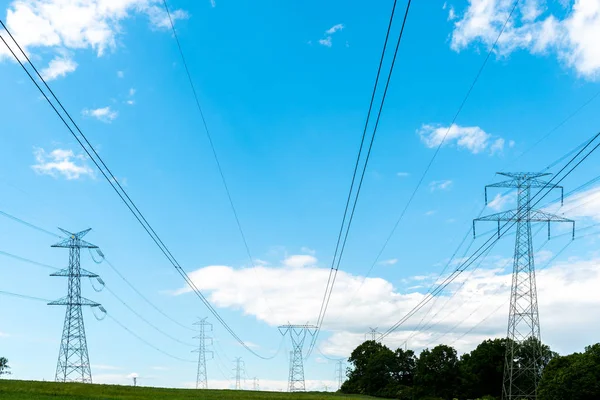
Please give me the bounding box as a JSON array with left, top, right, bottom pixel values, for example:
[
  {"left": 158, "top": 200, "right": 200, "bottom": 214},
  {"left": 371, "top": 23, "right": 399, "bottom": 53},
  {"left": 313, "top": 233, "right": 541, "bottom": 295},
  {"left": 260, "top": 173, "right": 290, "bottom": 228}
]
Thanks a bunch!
[
  {"left": 335, "top": 360, "right": 344, "bottom": 390},
  {"left": 253, "top": 377, "right": 259, "bottom": 391},
  {"left": 279, "top": 323, "right": 317, "bottom": 392},
  {"left": 233, "top": 357, "right": 244, "bottom": 390},
  {"left": 365, "top": 327, "right": 380, "bottom": 341},
  {"left": 193, "top": 317, "right": 213, "bottom": 389},
  {"left": 48, "top": 228, "right": 103, "bottom": 383},
  {"left": 474, "top": 173, "right": 574, "bottom": 400}
]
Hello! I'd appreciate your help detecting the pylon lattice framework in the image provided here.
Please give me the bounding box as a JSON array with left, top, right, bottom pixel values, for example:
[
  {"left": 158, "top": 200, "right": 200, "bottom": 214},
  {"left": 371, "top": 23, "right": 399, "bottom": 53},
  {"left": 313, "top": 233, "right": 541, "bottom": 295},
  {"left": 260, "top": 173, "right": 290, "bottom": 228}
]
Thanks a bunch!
[
  {"left": 278, "top": 324, "right": 317, "bottom": 392},
  {"left": 193, "top": 317, "right": 213, "bottom": 389},
  {"left": 48, "top": 228, "right": 103, "bottom": 383},
  {"left": 474, "top": 173, "right": 575, "bottom": 400},
  {"left": 335, "top": 360, "right": 344, "bottom": 390},
  {"left": 233, "top": 357, "right": 244, "bottom": 390}
]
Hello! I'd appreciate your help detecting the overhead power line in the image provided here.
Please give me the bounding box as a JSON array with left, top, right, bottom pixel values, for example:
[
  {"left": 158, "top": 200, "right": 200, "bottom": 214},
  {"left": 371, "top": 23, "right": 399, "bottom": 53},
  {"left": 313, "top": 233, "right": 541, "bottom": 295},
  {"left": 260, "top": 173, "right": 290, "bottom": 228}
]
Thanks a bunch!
[
  {"left": 365, "top": 0, "right": 520, "bottom": 276},
  {"left": 0, "top": 289, "right": 194, "bottom": 363},
  {"left": 159, "top": 0, "right": 274, "bottom": 314},
  {"left": 309, "top": 0, "right": 413, "bottom": 358},
  {"left": 0, "top": 20, "right": 272, "bottom": 360},
  {"left": 378, "top": 131, "right": 600, "bottom": 341},
  {"left": 0, "top": 208, "right": 194, "bottom": 332}
]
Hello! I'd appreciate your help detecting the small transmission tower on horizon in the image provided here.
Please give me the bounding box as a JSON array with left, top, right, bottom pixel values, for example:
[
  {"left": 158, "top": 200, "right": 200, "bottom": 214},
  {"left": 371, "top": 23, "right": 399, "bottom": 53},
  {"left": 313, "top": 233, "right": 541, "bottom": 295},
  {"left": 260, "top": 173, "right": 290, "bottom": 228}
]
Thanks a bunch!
[
  {"left": 48, "top": 228, "right": 103, "bottom": 383},
  {"left": 279, "top": 323, "right": 317, "bottom": 392},
  {"left": 365, "top": 327, "right": 380, "bottom": 341},
  {"left": 474, "top": 173, "right": 574, "bottom": 400},
  {"left": 335, "top": 360, "right": 344, "bottom": 390},
  {"left": 193, "top": 317, "right": 213, "bottom": 389},
  {"left": 233, "top": 357, "right": 244, "bottom": 390}
]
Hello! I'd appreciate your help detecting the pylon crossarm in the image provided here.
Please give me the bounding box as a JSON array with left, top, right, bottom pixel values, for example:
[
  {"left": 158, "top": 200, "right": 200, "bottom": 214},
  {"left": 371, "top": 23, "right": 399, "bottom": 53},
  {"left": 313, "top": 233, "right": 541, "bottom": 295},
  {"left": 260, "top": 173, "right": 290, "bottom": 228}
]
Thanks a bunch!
[
  {"left": 47, "top": 296, "right": 101, "bottom": 307},
  {"left": 50, "top": 268, "right": 99, "bottom": 278},
  {"left": 528, "top": 209, "right": 574, "bottom": 223}
]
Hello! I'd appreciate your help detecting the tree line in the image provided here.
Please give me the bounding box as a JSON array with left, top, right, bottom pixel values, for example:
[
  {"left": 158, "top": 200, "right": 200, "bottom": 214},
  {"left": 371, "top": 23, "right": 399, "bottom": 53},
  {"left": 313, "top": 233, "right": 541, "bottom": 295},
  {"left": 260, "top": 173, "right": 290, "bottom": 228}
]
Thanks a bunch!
[{"left": 340, "top": 338, "right": 600, "bottom": 400}]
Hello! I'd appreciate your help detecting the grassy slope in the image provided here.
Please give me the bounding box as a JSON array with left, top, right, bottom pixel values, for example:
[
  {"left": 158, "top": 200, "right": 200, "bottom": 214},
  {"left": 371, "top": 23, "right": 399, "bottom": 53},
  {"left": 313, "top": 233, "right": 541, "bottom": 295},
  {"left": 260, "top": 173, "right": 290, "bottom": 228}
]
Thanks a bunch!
[{"left": 0, "top": 380, "right": 373, "bottom": 400}]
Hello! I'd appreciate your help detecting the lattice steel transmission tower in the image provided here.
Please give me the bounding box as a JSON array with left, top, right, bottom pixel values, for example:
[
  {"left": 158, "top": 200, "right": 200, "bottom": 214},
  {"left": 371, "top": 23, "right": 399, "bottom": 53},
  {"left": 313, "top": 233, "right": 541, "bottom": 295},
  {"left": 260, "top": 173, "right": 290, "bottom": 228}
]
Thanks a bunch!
[
  {"left": 365, "top": 327, "right": 380, "bottom": 341},
  {"left": 474, "top": 173, "right": 575, "bottom": 400},
  {"left": 193, "top": 317, "right": 213, "bottom": 389},
  {"left": 253, "top": 377, "right": 259, "bottom": 391},
  {"left": 48, "top": 228, "right": 103, "bottom": 383},
  {"left": 233, "top": 357, "right": 244, "bottom": 390},
  {"left": 335, "top": 360, "right": 344, "bottom": 390},
  {"left": 278, "top": 323, "right": 317, "bottom": 392}
]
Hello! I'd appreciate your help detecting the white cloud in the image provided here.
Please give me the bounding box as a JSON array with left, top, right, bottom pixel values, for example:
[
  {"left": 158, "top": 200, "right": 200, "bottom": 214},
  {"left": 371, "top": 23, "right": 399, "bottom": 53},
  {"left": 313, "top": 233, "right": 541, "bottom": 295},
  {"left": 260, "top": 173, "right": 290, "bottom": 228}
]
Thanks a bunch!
[
  {"left": 380, "top": 258, "right": 398, "bottom": 266},
  {"left": 559, "top": 184, "right": 600, "bottom": 221},
  {"left": 0, "top": 331, "right": 9, "bottom": 338},
  {"left": 117, "top": 70, "right": 124, "bottom": 78},
  {"left": 318, "top": 23, "right": 344, "bottom": 47},
  {"left": 487, "top": 192, "right": 515, "bottom": 211},
  {"left": 448, "top": 6, "right": 457, "bottom": 20},
  {"left": 126, "top": 100, "right": 135, "bottom": 105},
  {"left": 145, "top": 6, "right": 189, "bottom": 30},
  {"left": 425, "top": 210, "right": 437, "bottom": 216},
  {"left": 210, "top": 0, "right": 216, "bottom": 7},
  {"left": 429, "top": 180, "right": 453, "bottom": 192},
  {"left": 318, "top": 37, "right": 332, "bottom": 47},
  {"left": 40, "top": 54, "right": 77, "bottom": 81},
  {"left": 450, "top": 0, "right": 600, "bottom": 80},
  {"left": 129, "top": 88, "right": 136, "bottom": 96},
  {"left": 325, "top": 23, "right": 344, "bottom": 35},
  {"left": 172, "top": 252, "right": 600, "bottom": 357},
  {"left": 82, "top": 106, "right": 118, "bottom": 123},
  {"left": 283, "top": 254, "right": 317, "bottom": 268},
  {"left": 397, "top": 172, "right": 410, "bottom": 177},
  {"left": 490, "top": 138, "right": 505, "bottom": 154},
  {"left": 31, "top": 147, "right": 94, "bottom": 180},
  {"left": 0, "top": 0, "right": 188, "bottom": 78},
  {"left": 418, "top": 123, "right": 506, "bottom": 155}
]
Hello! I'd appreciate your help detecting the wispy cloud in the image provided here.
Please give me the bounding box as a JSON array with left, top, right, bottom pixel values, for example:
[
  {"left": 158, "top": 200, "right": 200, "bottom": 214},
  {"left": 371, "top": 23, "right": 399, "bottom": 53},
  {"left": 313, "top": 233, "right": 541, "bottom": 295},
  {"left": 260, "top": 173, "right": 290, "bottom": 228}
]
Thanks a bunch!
[
  {"left": 117, "top": 70, "right": 124, "bottom": 78},
  {"left": 0, "top": 1, "right": 189, "bottom": 78},
  {"left": 397, "top": 172, "right": 410, "bottom": 178},
  {"left": 450, "top": 0, "right": 600, "bottom": 80},
  {"left": 379, "top": 258, "right": 398, "bottom": 266},
  {"left": 326, "top": 24, "right": 344, "bottom": 35},
  {"left": 487, "top": 192, "right": 515, "bottom": 211},
  {"left": 82, "top": 106, "right": 118, "bottom": 123},
  {"left": 318, "top": 23, "right": 345, "bottom": 47},
  {"left": 425, "top": 210, "right": 437, "bottom": 216},
  {"left": 32, "top": 148, "right": 94, "bottom": 180},
  {"left": 418, "top": 124, "right": 507, "bottom": 155},
  {"left": 40, "top": 54, "right": 77, "bottom": 81},
  {"left": 429, "top": 180, "right": 453, "bottom": 192},
  {"left": 319, "top": 37, "right": 332, "bottom": 47},
  {"left": 283, "top": 255, "right": 317, "bottom": 268}
]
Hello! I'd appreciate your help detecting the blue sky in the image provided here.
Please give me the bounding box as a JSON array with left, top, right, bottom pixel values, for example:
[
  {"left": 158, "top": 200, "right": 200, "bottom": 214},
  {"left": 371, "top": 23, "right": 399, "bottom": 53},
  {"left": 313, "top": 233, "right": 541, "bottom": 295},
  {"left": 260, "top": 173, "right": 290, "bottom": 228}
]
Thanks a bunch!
[{"left": 1, "top": 0, "right": 600, "bottom": 391}]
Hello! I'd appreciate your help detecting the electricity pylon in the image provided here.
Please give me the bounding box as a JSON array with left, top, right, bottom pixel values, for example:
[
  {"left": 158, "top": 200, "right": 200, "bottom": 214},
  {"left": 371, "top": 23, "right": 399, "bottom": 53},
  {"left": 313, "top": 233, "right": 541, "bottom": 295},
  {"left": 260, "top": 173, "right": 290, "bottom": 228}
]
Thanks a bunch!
[
  {"left": 278, "top": 323, "right": 317, "bottom": 392},
  {"left": 233, "top": 357, "right": 244, "bottom": 390},
  {"left": 335, "top": 360, "right": 344, "bottom": 390},
  {"left": 193, "top": 317, "right": 213, "bottom": 389},
  {"left": 253, "top": 377, "right": 259, "bottom": 391},
  {"left": 474, "top": 173, "right": 575, "bottom": 400},
  {"left": 365, "top": 327, "right": 380, "bottom": 341},
  {"left": 48, "top": 228, "right": 103, "bottom": 383}
]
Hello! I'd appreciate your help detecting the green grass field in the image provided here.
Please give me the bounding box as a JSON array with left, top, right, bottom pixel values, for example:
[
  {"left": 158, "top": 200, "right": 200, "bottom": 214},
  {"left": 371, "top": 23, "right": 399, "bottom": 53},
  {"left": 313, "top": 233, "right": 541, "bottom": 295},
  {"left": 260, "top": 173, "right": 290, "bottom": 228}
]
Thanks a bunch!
[{"left": 0, "top": 380, "right": 375, "bottom": 400}]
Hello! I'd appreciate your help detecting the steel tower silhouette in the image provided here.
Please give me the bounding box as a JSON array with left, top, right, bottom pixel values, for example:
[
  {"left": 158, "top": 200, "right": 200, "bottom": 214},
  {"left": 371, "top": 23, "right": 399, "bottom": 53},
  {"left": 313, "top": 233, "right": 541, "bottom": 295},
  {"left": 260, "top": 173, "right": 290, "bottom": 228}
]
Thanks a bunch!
[
  {"left": 279, "top": 324, "right": 317, "bottom": 392},
  {"left": 193, "top": 317, "right": 213, "bottom": 389},
  {"left": 474, "top": 173, "right": 574, "bottom": 400},
  {"left": 48, "top": 228, "right": 103, "bottom": 383}
]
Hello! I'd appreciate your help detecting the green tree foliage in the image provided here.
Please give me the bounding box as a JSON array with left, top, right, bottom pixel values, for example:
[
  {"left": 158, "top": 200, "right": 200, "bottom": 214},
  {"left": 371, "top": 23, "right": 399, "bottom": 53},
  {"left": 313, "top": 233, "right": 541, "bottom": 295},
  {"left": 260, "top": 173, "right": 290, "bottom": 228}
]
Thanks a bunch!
[
  {"left": 340, "top": 337, "right": 597, "bottom": 400},
  {"left": 415, "top": 345, "right": 459, "bottom": 399},
  {"left": 458, "top": 338, "right": 506, "bottom": 399},
  {"left": 0, "top": 357, "right": 10, "bottom": 376},
  {"left": 538, "top": 343, "right": 600, "bottom": 400}
]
